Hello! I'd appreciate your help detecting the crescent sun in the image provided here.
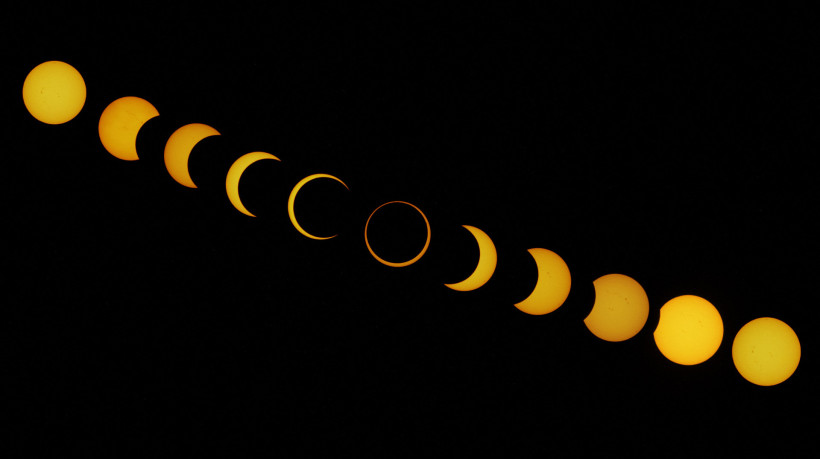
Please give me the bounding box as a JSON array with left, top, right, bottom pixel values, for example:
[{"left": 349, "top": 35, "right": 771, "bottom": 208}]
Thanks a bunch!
[
  {"left": 444, "top": 225, "right": 497, "bottom": 292},
  {"left": 288, "top": 173, "right": 349, "bottom": 239},
  {"left": 164, "top": 123, "right": 221, "bottom": 188},
  {"left": 98, "top": 96, "right": 159, "bottom": 161},
  {"left": 364, "top": 201, "right": 431, "bottom": 268},
  {"left": 514, "top": 248, "right": 571, "bottom": 315},
  {"left": 225, "top": 152, "right": 281, "bottom": 217}
]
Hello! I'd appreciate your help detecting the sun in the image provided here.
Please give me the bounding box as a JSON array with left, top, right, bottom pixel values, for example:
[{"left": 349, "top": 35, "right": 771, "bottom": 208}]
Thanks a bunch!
[
  {"left": 444, "top": 226, "right": 497, "bottom": 292},
  {"left": 653, "top": 295, "right": 724, "bottom": 365},
  {"left": 364, "top": 201, "right": 431, "bottom": 268},
  {"left": 514, "top": 248, "right": 571, "bottom": 316},
  {"left": 23, "top": 61, "right": 87, "bottom": 124},
  {"left": 732, "top": 317, "right": 800, "bottom": 386},
  {"left": 164, "top": 123, "right": 221, "bottom": 188},
  {"left": 584, "top": 274, "right": 648, "bottom": 342},
  {"left": 98, "top": 96, "right": 159, "bottom": 161}
]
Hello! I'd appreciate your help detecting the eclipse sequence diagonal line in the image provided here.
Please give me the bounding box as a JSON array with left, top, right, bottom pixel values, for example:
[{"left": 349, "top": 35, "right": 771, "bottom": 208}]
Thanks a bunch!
[{"left": 21, "top": 60, "right": 802, "bottom": 387}]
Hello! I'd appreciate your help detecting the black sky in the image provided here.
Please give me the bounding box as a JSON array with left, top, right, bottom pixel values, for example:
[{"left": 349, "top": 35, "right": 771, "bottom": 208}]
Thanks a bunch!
[{"left": 5, "top": 4, "right": 817, "bottom": 456}]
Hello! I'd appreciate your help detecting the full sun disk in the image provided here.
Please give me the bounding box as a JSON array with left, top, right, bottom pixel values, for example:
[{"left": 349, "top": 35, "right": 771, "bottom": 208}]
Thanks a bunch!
[
  {"left": 23, "top": 61, "right": 87, "bottom": 124},
  {"left": 732, "top": 317, "right": 800, "bottom": 386}
]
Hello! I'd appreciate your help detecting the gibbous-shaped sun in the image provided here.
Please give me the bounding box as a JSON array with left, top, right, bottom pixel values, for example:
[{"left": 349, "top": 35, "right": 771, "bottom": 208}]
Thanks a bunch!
[
  {"left": 654, "top": 295, "right": 723, "bottom": 365},
  {"left": 584, "top": 274, "right": 649, "bottom": 342},
  {"left": 23, "top": 61, "right": 87, "bottom": 124},
  {"left": 98, "top": 96, "right": 159, "bottom": 161},
  {"left": 732, "top": 317, "right": 800, "bottom": 386}
]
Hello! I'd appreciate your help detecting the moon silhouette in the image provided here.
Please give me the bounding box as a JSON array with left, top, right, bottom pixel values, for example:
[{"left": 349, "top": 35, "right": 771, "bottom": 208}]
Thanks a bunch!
[
  {"left": 164, "top": 123, "right": 221, "bottom": 188},
  {"left": 225, "top": 152, "right": 281, "bottom": 217},
  {"left": 288, "top": 174, "right": 349, "bottom": 239},
  {"left": 732, "top": 317, "right": 800, "bottom": 386},
  {"left": 654, "top": 295, "right": 724, "bottom": 365},
  {"left": 22, "top": 60, "right": 86, "bottom": 125},
  {"left": 98, "top": 96, "right": 159, "bottom": 161},
  {"left": 364, "top": 201, "right": 431, "bottom": 268},
  {"left": 444, "top": 225, "right": 497, "bottom": 292},
  {"left": 514, "top": 248, "right": 571, "bottom": 315},
  {"left": 583, "top": 274, "right": 649, "bottom": 342}
]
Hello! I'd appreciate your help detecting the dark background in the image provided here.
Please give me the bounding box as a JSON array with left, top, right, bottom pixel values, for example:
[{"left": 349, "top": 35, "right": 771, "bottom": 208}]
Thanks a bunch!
[{"left": 5, "top": 4, "right": 816, "bottom": 455}]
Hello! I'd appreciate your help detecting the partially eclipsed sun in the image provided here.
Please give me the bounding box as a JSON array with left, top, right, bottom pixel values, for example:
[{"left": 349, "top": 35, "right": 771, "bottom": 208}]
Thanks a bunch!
[
  {"left": 225, "top": 152, "right": 281, "bottom": 217},
  {"left": 584, "top": 274, "right": 649, "bottom": 342},
  {"left": 514, "top": 248, "right": 571, "bottom": 315},
  {"left": 444, "top": 225, "right": 497, "bottom": 292},
  {"left": 98, "top": 96, "right": 159, "bottom": 161},
  {"left": 654, "top": 295, "right": 723, "bottom": 365},
  {"left": 288, "top": 174, "right": 349, "bottom": 239},
  {"left": 164, "top": 123, "right": 221, "bottom": 188}
]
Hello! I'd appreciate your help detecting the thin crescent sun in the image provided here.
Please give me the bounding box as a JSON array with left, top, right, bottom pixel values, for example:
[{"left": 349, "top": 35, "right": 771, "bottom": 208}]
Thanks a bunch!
[
  {"left": 444, "top": 225, "right": 497, "bottom": 292},
  {"left": 288, "top": 173, "right": 349, "bottom": 240},
  {"left": 225, "top": 152, "right": 281, "bottom": 217},
  {"left": 164, "top": 123, "right": 221, "bottom": 188},
  {"left": 364, "top": 201, "right": 431, "bottom": 268}
]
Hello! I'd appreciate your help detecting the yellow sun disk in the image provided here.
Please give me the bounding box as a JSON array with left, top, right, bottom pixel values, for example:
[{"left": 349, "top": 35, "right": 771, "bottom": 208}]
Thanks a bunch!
[
  {"left": 23, "top": 61, "right": 87, "bottom": 124},
  {"left": 98, "top": 96, "right": 159, "bottom": 161},
  {"left": 444, "top": 225, "right": 497, "bottom": 292},
  {"left": 164, "top": 123, "right": 221, "bottom": 188},
  {"left": 225, "top": 152, "right": 281, "bottom": 217},
  {"left": 653, "top": 295, "right": 723, "bottom": 365},
  {"left": 584, "top": 274, "right": 649, "bottom": 342},
  {"left": 288, "top": 174, "right": 349, "bottom": 239},
  {"left": 514, "top": 248, "right": 571, "bottom": 315},
  {"left": 364, "top": 201, "right": 431, "bottom": 268},
  {"left": 732, "top": 317, "right": 800, "bottom": 386}
]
